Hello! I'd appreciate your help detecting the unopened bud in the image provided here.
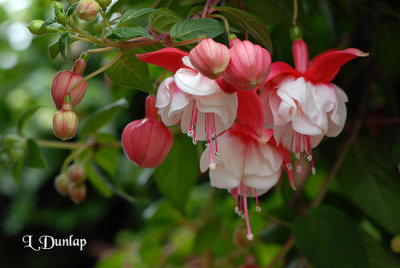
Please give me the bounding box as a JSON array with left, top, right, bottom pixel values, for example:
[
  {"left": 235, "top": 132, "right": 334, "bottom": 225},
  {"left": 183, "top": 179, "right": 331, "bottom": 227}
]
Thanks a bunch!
[
  {"left": 95, "top": 0, "right": 112, "bottom": 9},
  {"left": 76, "top": 0, "right": 101, "bottom": 22},
  {"left": 68, "top": 183, "right": 87, "bottom": 203},
  {"left": 68, "top": 163, "right": 86, "bottom": 183},
  {"left": 27, "top": 20, "right": 59, "bottom": 36},
  {"left": 391, "top": 235, "right": 400, "bottom": 253},
  {"left": 54, "top": 174, "right": 70, "bottom": 196},
  {"left": 52, "top": 103, "right": 78, "bottom": 141},
  {"left": 189, "top": 38, "right": 230, "bottom": 79}
]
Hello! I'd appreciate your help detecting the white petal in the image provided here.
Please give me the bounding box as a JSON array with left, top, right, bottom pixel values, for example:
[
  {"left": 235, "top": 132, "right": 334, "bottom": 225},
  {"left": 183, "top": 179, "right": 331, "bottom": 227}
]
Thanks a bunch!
[
  {"left": 326, "top": 84, "right": 348, "bottom": 137},
  {"left": 174, "top": 68, "right": 220, "bottom": 96},
  {"left": 219, "top": 134, "right": 245, "bottom": 178},
  {"left": 182, "top": 56, "right": 195, "bottom": 69},
  {"left": 243, "top": 172, "right": 280, "bottom": 192},
  {"left": 156, "top": 77, "right": 174, "bottom": 109}
]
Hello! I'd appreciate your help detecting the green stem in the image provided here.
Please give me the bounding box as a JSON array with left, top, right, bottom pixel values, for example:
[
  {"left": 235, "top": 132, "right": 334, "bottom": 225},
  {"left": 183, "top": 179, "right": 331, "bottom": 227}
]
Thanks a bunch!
[
  {"left": 62, "top": 142, "right": 94, "bottom": 174},
  {"left": 86, "top": 47, "right": 116, "bottom": 54},
  {"left": 36, "top": 140, "right": 84, "bottom": 149},
  {"left": 210, "top": 14, "right": 230, "bottom": 35},
  {"left": 69, "top": 34, "right": 93, "bottom": 43},
  {"left": 100, "top": 9, "right": 113, "bottom": 31},
  {"left": 67, "top": 50, "right": 123, "bottom": 95},
  {"left": 68, "top": 17, "right": 100, "bottom": 44},
  {"left": 292, "top": 0, "right": 298, "bottom": 26}
]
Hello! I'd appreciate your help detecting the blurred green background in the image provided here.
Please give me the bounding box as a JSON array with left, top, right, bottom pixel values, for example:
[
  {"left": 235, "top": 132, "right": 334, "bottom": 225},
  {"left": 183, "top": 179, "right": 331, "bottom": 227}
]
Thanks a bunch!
[{"left": 0, "top": 0, "right": 399, "bottom": 267}]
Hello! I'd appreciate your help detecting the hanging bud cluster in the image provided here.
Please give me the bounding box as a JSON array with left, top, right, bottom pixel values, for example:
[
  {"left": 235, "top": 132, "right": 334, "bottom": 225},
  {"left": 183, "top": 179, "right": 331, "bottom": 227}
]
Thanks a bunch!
[{"left": 54, "top": 163, "right": 87, "bottom": 203}]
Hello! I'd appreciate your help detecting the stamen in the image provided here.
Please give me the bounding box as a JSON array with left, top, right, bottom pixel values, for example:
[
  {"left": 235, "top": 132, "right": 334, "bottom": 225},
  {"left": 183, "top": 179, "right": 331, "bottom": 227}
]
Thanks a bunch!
[
  {"left": 206, "top": 113, "right": 216, "bottom": 170},
  {"left": 306, "top": 135, "right": 316, "bottom": 175},
  {"left": 254, "top": 188, "right": 261, "bottom": 212},
  {"left": 243, "top": 188, "right": 254, "bottom": 241}
]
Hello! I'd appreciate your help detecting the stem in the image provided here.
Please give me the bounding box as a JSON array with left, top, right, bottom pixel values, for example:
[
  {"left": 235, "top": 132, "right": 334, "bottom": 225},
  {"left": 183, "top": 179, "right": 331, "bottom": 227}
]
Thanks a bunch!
[
  {"left": 292, "top": 0, "right": 298, "bottom": 26},
  {"left": 202, "top": 0, "right": 212, "bottom": 18},
  {"left": 237, "top": 0, "right": 248, "bottom": 39},
  {"left": 310, "top": 121, "right": 361, "bottom": 207},
  {"left": 69, "top": 34, "right": 93, "bottom": 43},
  {"left": 36, "top": 140, "right": 84, "bottom": 149},
  {"left": 168, "top": 37, "right": 199, "bottom": 47},
  {"left": 68, "top": 17, "right": 100, "bottom": 44},
  {"left": 67, "top": 50, "right": 123, "bottom": 95},
  {"left": 100, "top": 9, "right": 113, "bottom": 31},
  {"left": 62, "top": 142, "right": 94, "bottom": 174},
  {"left": 267, "top": 235, "right": 295, "bottom": 268},
  {"left": 210, "top": 14, "right": 230, "bottom": 35},
  {"left": 86, "top": 47, "right": 116, "bottom": 54}
]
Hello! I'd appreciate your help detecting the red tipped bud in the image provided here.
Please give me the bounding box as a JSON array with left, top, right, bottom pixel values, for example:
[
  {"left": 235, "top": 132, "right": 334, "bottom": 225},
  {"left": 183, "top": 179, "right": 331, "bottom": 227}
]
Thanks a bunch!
[
  {"left": 122, "top": 95, "right": 173, "bottom": 168},
  {"left": 52, "top": 102, "right": 78, "bottom": 141},
  {"left": 222, "top": 39, "right": 271, "bottom": 91},
  {"left": 68, "top": 163, "right": 86, "bottom": 183},
  {"left": 54, "top": 174, "right": 70, "bottom": 196},
  {"left": 68, "top": 183, "right": 87, "bottom": 203},
  {"left": 51, "top": 59, "right": 87, "bottom": 110},
  {"left": 189, "top": 38, "right": 230, "bottom": 79},
  {"left": 76, "top": 0, "right": 101, "bottom": 22}
]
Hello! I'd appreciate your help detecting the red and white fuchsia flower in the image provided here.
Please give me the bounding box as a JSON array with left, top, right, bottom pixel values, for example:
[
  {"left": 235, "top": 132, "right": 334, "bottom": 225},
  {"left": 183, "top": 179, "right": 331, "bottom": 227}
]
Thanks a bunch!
[
  {"left": 261, "top": 39, "right": 368, "bottom": 173},
  {"left": 122, "top": 95, "right": 173, "bottom": 168},
  {"left": 200, "top": 91, "right": 292, "bottom": 240}
]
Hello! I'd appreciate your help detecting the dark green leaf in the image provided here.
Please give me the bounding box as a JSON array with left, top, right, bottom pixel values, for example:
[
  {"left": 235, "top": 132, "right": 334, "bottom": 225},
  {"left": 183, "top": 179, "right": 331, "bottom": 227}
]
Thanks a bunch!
[
  {"left": 107, "top": 26, "right": 152, "bottom": 40},
  {"left": 170, "top": 18, "right": 225, "bottom": 41},
  {"left": 85, "top": 162, "right": 113, "bottom": 198},
  {"left": 293, "top": 205, "right": 368, "bottom": 268},
  {"left": 149, "top": 8, "right": 182, "bottom": 34},
  {"left": 154, "top": 136, "right": 198, "bottom": 213},
  {"left": 94, "top": 133, "right": 119, "bottom": 178},
  {"left": 12, "top": 160, "right": 24, "bottom": 182},
  {"left": 66, "top": 3, "right": 78, "bottom": 16},
  {"left": 25, "top": 139, "right": 47, "bottom": 169},
  {"left": 58, "top": 32, "right": 70, "bottom": 59},
  {"left": 193, "top": 218, "right": 221, "bottom": 254},
  {"left": 38, "top": 18, "right": 56, "bottom": 35},
  {"left": 48, "top": 42, "right": 59, "bottom": 60},
  {"left": 118, "top": 8, "right": 157, "bottom": 25},
  {"left": 213, "top": 6, "right": 273, "bottom": 53},
  {"left": 106, "top": 50, "right": 154, "bottom": 92},
  {"left": 338, "top": 141, "right": 400, "bottom": 234},
  {"left": 80, "top": 98, "right": 128, "bottom": 136},
  {"left": 17, "top": 106, "right": 42, "bottom": 137},
  {"left": 363, "top": 234, "right": 400, "bottom": 268}
]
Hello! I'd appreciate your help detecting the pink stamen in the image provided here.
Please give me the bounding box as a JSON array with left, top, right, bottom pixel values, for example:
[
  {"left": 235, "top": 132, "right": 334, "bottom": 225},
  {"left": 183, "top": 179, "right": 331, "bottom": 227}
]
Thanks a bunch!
[
  {"left": 243, "top": 188, "right": 254, "bottom": 240},
  {"left": 306, "top": 135, "right": 316, "bottom": 174}
]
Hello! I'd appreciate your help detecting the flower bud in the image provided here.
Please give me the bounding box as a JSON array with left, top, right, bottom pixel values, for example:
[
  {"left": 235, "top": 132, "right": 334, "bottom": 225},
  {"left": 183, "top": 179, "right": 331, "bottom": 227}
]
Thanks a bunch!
[
  {"left": 51, "top": 59, "right": 87, "bottom": 110},
  {"left": 222, "top": 39, "right": 271, "bottom": 91},
  {"left": 76, "top": 0, "right": 101, "bottom": 22},
  {"left": 68, "top": 163, "right": 86, "bottom": 183},
  {"left": 189, "top": 38, "right": 230, "bottom": 79},
  {"left": 391, "top": 235, "right": 400, "bottom": 253},
  {"left": 52, "top": 102, "right": 78, "bottom": 141},
  {"left": 68, "top": 183, "right": 87, "bottom": 203},
  {"left": 54, "top": 173, "right": 70, "bottom": 196},
  {"left": 27, "top": 20, "right": 59, "bottom": 36},
  {"left": 122, "top": 96, "right": 173, "bottom": 168},
  {"left": 95, "top": 0, "right": 112, "bottom": 9}
]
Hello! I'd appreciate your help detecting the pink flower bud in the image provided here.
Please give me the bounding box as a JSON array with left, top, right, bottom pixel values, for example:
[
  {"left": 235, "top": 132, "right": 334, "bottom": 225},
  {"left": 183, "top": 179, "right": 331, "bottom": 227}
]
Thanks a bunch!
[
  {"left": 68, "top": 183, "right": 87, "bottom": 204},
  {"left": 54, "top": 174, "right": 70, "bottom": 196},
  {"left": 189, "top": 38, "right": 230, "bottom": 79},
  {"left": 68, "top": 163, "right": 86, "bottom": 183},
  {"left": 51, "top": 59, "right": 87, "bottom": 110},
  {"left": 222, "top": 39, "right": 271, "bottom": 91},
  {"left": 52, "top": 102, "right": 78, "bottom": 141},
  {"left": 76, "top": 0, "right": 100, "bottom": 22},
  {"left": 122, "top": 95, "right": 173, "bottom": 168},
  {"left": 292, "top": 39, "right": 309, "bottom": 73}
]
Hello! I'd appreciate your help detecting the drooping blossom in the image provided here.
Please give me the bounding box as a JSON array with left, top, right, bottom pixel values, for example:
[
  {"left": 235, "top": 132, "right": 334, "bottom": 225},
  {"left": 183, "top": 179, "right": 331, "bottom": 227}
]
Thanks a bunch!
[
  {"left": 122, "top": 95, "right": 173, "bottom": 168},
  {"left": 137, "top": 47, "right": 238, "bottom": 168},
  {"left": 200, "top": 90, "right": 293, "bottom": 240},
  {"left": 261, "top": 39, "right": 368, "bottom": 173}
]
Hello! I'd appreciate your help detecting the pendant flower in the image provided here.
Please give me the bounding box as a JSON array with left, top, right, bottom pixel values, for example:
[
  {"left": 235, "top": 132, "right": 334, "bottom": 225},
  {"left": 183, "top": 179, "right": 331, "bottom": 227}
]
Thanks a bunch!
[
  {"left": 261, "top": 39, "right": 368, "bottom": 173},
  {"left": 137, "top": 47, "right": 238, "bottom": 167},
  {"left": 200, "top": 91, "right": 293, "bottom": 240}
]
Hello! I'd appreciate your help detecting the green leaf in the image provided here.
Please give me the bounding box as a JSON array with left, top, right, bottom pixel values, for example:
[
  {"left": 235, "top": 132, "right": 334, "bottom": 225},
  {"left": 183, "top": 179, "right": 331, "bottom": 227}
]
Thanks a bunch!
[
  {"left": 48, "top": 42, "right": 59, "bottom": 60},
  {"left": 94, "top": 133, "right": 119, "bottom": 178},
  {"left": 85, "top": 162, "right": 113, "bottom": 198},
  {"left": 149, "top": 8, "right": 182, "bottom": 34},
  {"left": 25, "top": 139, "right": 47, "bottom": 169},
  {"left": 38, "top": 18, "right": 56, "bottom": 35},
  {"left": 363, "top": 234, "right": 400, "bottom": 268},
  {"left": 170, "top": 18, "right": 225, "bottom": 41},
  {"left": 80, "top": 98, "right": 128, "bottom": 136},
  {"left": 118, "top": 8, "right": 157, "bottom": 25},
  {"left": 213, "top": 6, "right": 273, "bottom": 53},
  {"left": 154, "top": 136, "right": 198, "bottom": 213},
  {"left": 107, "top": 26, "right": 152, "bottom": 40},
  {"left": 338, "top": 141, "right": 400, "bottom": 234},
  {"left": 193, "top": 218, "right": 222, "bottom": 254},
  {"left": 293, "top": 205, "right": 368, "bottom": 268},
  {"left": 106, "top": 50, "right": 154, "bottom": 93},
  {"left": 12, "top": 160, "right": 24, "bottom": 182},
  {"left": 17, "top": 106, "right": 42, "bottom": 137},
  {"left": 58, "top": 32, "right": 70, "bottom": 59},
  {"left": 66, "top": 3, "right": 78, "bottom": 16}
]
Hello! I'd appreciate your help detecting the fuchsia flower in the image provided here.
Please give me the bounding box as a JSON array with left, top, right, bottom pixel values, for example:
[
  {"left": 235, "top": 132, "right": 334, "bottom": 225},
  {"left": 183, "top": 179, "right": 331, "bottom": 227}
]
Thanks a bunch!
[
  {"left": 137, "top": 45, "right": 238, "bottom": 167},
  {"left": 200, "top": 91, "right": 294, "bottom": 240},
  {"left": 261, "top": 39, "right": 368, "bottom": 173},
  {"left": 122, "top": 95, "right": 173, "bottom": 168}
]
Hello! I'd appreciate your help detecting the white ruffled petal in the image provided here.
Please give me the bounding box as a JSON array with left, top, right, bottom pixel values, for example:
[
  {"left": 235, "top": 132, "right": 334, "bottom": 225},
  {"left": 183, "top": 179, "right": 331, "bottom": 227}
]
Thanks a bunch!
[{"left": 174, "top": 68, "right": 220, "bottom": 96}]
